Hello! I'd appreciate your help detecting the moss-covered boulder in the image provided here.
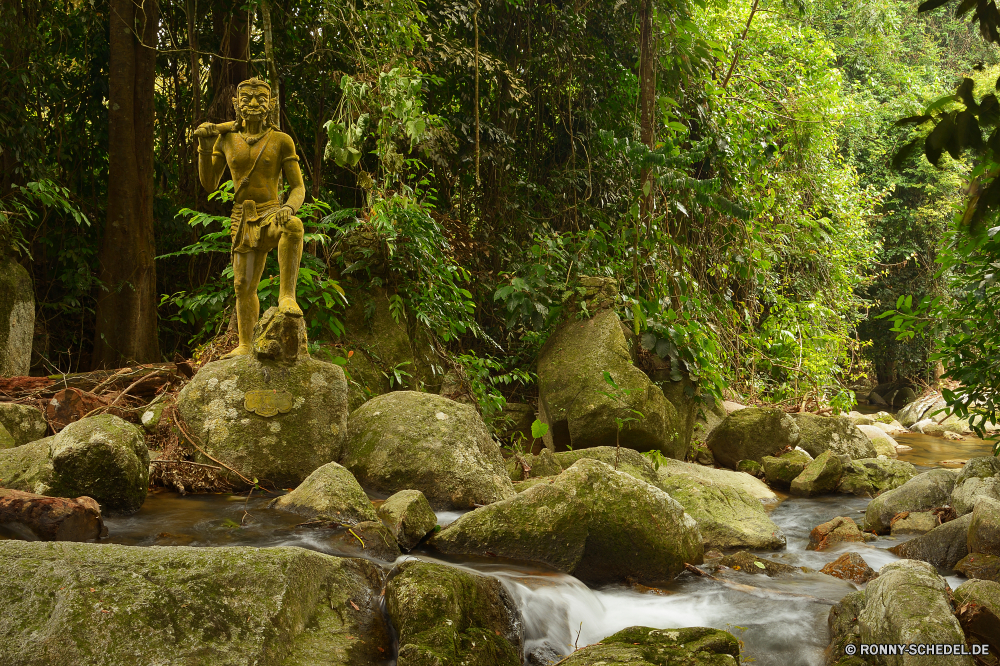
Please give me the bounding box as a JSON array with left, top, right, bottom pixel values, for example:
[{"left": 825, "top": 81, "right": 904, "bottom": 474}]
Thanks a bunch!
[
  {"left": 506, "top": 447, "right": 563, "bottom": 481},
  {"left": 0, "top": 541, "right": 390, "bottom": 665},
  {"left": 888, "top": 513, "right": 973, "bottom": 570},
  {"left": 790, "top": 413, "right": 876, "bottom": 460},
  {"left": 856, "top": 424, "right": 898, "bottom": 458},
  {"left": 958, "top": 456, "right": 1000, "bottom": 484},
  {"left": 0, "top": 402, "right": 47, "bottom": 447},
  {"left": 0, "top": 423, "right": 12, "bottom": 449},
  {"left": 859, "top": 559, "right": 973, "bottom": 663},
  {"left": 0, "top": 257, "right": 34, "bottom": 377},
  {"left": 0, "top": 414, "right": 148, "bottom": 514},
  {"left": 827, "top": 589, "right": 866, "bottom": 660},
  {"left": 386, "top": 560, "right": 522, "bottom": 666},
  {"left": 553, "top": 446, "right": 661, "bottom": 487},
  {"left": 430, "top": 458, "right": 703, "bottom": 586},
  {"left": 706, "top": 406, "right": 799, "bottom": 469},
  {"left": 969, "top": 496, "right": 1000, "bottom": 556},
  {"left": 656, "top": 457, "right": 778, "bottom": 503},
  {"left": 956, "top": 553, "right": 1000, "bottom": 582},
  {"left": 762, "top": 449, "right": 812, "bottom": 487},
  {"left": 341, "top": 391, "right": 514, "bottom": 510},
  {"left": 556, "top": 626, "right": 740, "bottom": 666},
  {"left": 177, "top": 313, "right": 350, "bottom": 490},
  {"left": 952, "top": 475, "right": 1000, "bottom": 516},
  {"left": 863, "top": 468, "right": 958, "bottom": 533},
  {"left": 837, "top": 458, "right": 917, "bottom": 497},
  {"left": 537, "top": 308, "right": 683, "bottom": 457},
  {"left": 328, "top": 520, "right": 402, "bottom": 562},
  {"left": 269, "top": 461, "right": 376, "bottom": 524},
  {"left": 376, "top": 489, "right": 437, "bottom": 551},
  {"left": 736, "top": 459, "right": 763, "bottom": 477},
  {"left": 953, "top": 579, "right": 1000, "bottom": 656},
  {"left": 890, "top": 511, "right": 940, "bottom": 536},
  {"left": 790, "top": 450, "right": 843, "bottom": 496},
  {"left": 657, "top": 473, "right": 785, "bottom": 550}
]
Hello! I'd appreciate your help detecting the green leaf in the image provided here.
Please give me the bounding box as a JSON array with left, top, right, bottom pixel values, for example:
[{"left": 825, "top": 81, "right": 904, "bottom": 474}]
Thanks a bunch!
[{"left": 531, "top": 419, "right": 549, "bottom": 439}]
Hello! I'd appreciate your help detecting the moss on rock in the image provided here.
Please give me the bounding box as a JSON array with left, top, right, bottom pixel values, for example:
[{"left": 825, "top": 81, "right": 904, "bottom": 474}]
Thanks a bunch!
[
  {"left": 506, "top": 448, "right": 562, "bottom": 481},
  {"left": 790, "top": 413, "right": 876, "bottom": 460},
  {"left": 888, "top": 513, "right": 973, "bottom": 570},
  {"left": 706, "top": 407, "right": 799, "bottom": 469},
  {"left": 557, "top": 626, "right": 740, "bottom": 666},
  {"left": 177, "top": 352, "right": 349, "bottom": 490},
  {"left": 537, "top": 308, "right": 683, "bottom": 457},
  {"left": 837, "top": 458, "right": 917, "bottom": 497},
  {"left": 0, "top": 256, "right": 34, "bottom": 377},
  {"left": 864, "top": 468, "right": 958, "bottom": 533},
  {"left": 762, "top": 450, "right": 812, "bottom": 487},
  {"left": 969, "top": 496, "right": 1000, "bottom": 556},
  {"left": 0, "top": 541, "right": 390, "bottom": 666},
  {"left": 856, "top": 424, "right": 898, "bottom": 458},
  {"left": 790, "top": 450, "right": 843, "bottom": 496},
  {"left": 553, "top": 446, "right": 661, "bottom": 487},
  {"left": 269, "top": 461, "right": 376, "bottom": 524},
  {"left": 0, "top": 402, "right": 48, "bottom": 447},
  {"left": 656, "top": 457, "right": 778, "bottom": 503},
  {"left": 430, "top": 458, "right": 703, "bottom": 586},
  {"left": 386, "top": 560, "right": 522, "bottom": 666},
  {"left": 341, "top": 391, "right": 514, "bottom": 510},
  {"left": 376, "top": 489, "right": 437, "bottom": 550},
  {"left": 0, "top": 423, "right": 12, "bottom": 449},
  {"left": 0, "top": 414, "right": 148, "bottom": 514}
]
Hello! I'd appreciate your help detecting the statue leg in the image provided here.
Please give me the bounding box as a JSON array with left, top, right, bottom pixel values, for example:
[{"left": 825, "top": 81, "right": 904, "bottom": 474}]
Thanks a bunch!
[
  {"left": 277, "top": 215, "right": 304, "bottom": 316},
  {"left": 223, "top": 248, "right": 270, "bottom": 358}
]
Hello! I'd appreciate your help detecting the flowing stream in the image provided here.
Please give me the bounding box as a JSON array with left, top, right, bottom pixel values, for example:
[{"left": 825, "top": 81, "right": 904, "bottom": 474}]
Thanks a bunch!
[{"left": 22, "top": 431, "right": 993, "bottom": 665}]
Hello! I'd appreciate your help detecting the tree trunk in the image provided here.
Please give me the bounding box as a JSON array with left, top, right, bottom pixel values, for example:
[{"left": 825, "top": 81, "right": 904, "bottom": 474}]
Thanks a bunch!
[
  {"left": 94, "top": 0, "right": 161, "bottom": 368},
  {"left": 207, "top": 1, "right": 248, "bottom": 122},
  {"left": 636, "top": 0, "right": 655, "bottom": 290}
]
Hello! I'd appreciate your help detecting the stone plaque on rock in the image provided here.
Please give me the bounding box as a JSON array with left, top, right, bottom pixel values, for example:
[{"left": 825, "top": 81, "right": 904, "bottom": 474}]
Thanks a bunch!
[{"left": 244, "top": 389, "right": 294, "bottom": 417}]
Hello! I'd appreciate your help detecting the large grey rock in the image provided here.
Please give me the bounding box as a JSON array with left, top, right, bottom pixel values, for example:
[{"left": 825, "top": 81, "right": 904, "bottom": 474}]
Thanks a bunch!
[
  {"left": 0, "top": 257, "right": 34, "bottom": 377},
  {"left": 856, "top": 424, "right": 898, "bottom": 458},
  {"left": 376, "top": 489, "right": 437, "bottom": 551},
  {"left": 837, "top": 458, "right": 917, "bottom": 497},
  {"left": 864, "top": 468, "right": 958, "bottom": 533},
  {"left": 790, "top": 413, "right": 876, "bottom": 460},
  {"left": 888, "top": 513, "right": 973, "bottom": 570},
  {"left": 386, "top": 560, "right": 522, "bottom": 666},
  {"left": 430, "top": 458, "right": 703, "bottom": 586},
  {"left": 952, "top": 475, "right": 1000, "bottom": 516},
  {"left": 269, "top": 461, "right": 377, "bottom": 524},
  {"left": 893, "top": 386, "right": 917, "bottom": 408},
  {"left": 656, "top": 457, "right": 778, "bottom": 503},
  {"left": 556, "top": 626, "right": 740, "bottom": 666},
  {"left": 859, "top": 559, "right": 973, "bottom": 665},
  {"left": 706, "top": 406, "right": 799, "bottom": 469},
  {"left": 969, "top": 496, "right": 1000, "bottom": 556},
  {"left": 897, "top": 393, "right": 945, "bottom": 428},
  {"left": 957, "top": 456, "right": 1000, "bottom": 485},
  {"left": 537, "top": 308, "right": 683, "bottom": 457},
  {"left": 177, "top": 312, "right": 350, "bottom": 490},
  {"left": 790, "top": 450, "right": 843, "bottom": 496},
  {"left": 506, "top": 448, "right": 563, "bottom": 482},
  {"left": 0, "top": 414, "right": 148, "bottom": 514},
  {"left": 341, "top": 391, "right": 514, "bottom": 510},
  {"left": 0, "top": 541, "right": 390, "bottom": 666},
  {"left": 656, "top": 473, "right": 786, "bottom": 550},
  {"left": 0, "top": 402, "right": 47, "bottom": 447}
]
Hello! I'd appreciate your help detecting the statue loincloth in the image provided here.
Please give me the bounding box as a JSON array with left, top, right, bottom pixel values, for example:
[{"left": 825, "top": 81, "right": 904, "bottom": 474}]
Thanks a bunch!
[{"left": 230, "top": 199, "right": 281, "bottom": 253}]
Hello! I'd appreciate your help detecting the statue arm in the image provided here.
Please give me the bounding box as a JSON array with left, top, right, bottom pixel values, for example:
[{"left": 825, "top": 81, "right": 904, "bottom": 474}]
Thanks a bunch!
[
  {"left": 281, "top": 140, "right": 306, "bottom": 214},
  {"left": 193, "top": 122, "right": 235, "bottom": 194}
]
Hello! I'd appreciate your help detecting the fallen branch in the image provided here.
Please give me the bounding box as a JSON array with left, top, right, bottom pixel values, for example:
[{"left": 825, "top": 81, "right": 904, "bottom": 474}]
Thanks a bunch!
[
  {"left": 150, "top": 459, "right": 224, "bottom": 471},
  {"left": 82, "top": 370, "right": 172, "bottom": 419},
  {"left": 171, "top": 410, "right": 254, "bottom": 486}
]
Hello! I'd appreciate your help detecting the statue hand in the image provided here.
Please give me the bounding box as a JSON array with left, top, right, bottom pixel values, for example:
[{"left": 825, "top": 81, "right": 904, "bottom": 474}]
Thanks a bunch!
[
  {"left": 192, "top": 122, "right": 219, "bottom": 141},
  {"left": 274, "top": 206, "right": 294, "bottom": 227}
]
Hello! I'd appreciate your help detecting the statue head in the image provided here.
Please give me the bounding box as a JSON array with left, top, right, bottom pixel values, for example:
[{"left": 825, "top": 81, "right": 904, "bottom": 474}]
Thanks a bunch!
[{"left": 233, "top": 78, "right": 276, "bottom": 131}]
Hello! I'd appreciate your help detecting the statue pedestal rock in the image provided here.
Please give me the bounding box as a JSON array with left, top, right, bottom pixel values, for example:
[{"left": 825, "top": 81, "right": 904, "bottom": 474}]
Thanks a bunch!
[{"left": 177, "top": 308, "right": 349, "bottom": 489}]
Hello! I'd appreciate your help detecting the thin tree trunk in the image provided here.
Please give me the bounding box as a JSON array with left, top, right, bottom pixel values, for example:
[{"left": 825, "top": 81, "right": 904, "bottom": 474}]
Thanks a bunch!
[
  {"left": 636, "top": 0, "right": 655, "bottom": 288},
  {"left": 94, "top": 0, "right": 161, "bottom": 368},
  {"left": 208, "top": 1, "right": 248, "bottom": 122}
]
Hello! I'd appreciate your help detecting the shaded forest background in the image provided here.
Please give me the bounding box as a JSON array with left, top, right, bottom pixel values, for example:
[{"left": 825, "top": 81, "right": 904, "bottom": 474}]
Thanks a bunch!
[{"left": 2, "top": 0, "right": 997, "bottom": 415}]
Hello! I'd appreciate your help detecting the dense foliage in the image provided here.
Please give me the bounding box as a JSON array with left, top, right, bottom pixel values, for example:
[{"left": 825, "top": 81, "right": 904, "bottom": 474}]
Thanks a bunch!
[{"left": 1, "top": 0, "right": 994, "bottom": 418}]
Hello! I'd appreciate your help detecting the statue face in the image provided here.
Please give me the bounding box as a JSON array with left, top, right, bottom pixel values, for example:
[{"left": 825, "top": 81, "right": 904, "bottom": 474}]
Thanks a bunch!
[{"left": 235, "top": 84, "right": 271, "bottom": 124}]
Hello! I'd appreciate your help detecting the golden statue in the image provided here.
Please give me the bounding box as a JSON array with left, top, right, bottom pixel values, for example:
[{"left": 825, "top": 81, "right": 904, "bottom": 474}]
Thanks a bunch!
[{"left": 193, "top": 78, "right": 305, "bottom": 358}]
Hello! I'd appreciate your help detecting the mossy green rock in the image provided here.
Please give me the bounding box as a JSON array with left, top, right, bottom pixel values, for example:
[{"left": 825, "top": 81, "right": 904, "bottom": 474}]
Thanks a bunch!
[
  {"left": 735, "top": 459, "right": 763, "bottom": 477},
  {"left": 386, "top": 560, "right": 522, "bottom": 666},
  {"left": 656, "top": 457, "right": 778, "bottom": 503},
  {"left": 790, "top": 450, "right": 843, "bottom": 496},
  {"left": 952, "top": 475, "right": 1000, "bottom": 516},
  {"left": 657, "top": 474, "right": 786, "bottom": 550},
  {"left": 0, "top": 541, "right": 390, "bottom": 666},
  {"left": 864, "top": 468, "right": 958, "bottom": 533},
  {"left": 537, "top": 308, "right": 683, "bottom": 457},
  {"left": 888, "top": 513, "right": 973, "bottom": 570},
  {"left": 328, "top": 520, "right": 402, "bottom": 562},
  {"left": 341, "top": 391, "right": 514, "bottom": 510},
  {"left": 827, "top": 589, "right": 866, "bottom": 661},
  {"left": 177, "top": 353, "right": 349, "bottom": 490},
  {"left": 837, "top": 458, "right": 917, "bottom": 497},
  {"left": 269, "top": 461, "right": 376, "bottom": 524},
  {"left": 955, "top": 553, "right": 1000, "bottom": 582},
  {"left": 790, "top": 413, "right": 876, "bottom": 460},
  {"left": 856, "top": 424, "right": 897, "bottom": 458},
  {"left": 376, "top": 489, "right": 437, "bottom": 550},
  {"left": 553, "top": 446, "right": 661, "bottom": 487},
  {"left": 0, "top": 402, "right": 48, "bottom": 447},
  {"left": 0, "top": 414, "right": 148, "bottom": 514},
  {"left": 0, "top": 422, "right": 13, "bottom": 449},
  {"left": 706, "top": 406, "right": 799, "bottom": 469},
  {"left": 0, "top": 256, "right": 34, "bottom": 377},
  {"left": 762, "top": 449, "right": 812, "bottom": 487},
  {"left": 716, "top": 550, "right": 798, "bottom": 576},
  {"left": 859, "top": 559, "right": 973, "bottom": 664},
  {"left": 557, "top": 626, "right": 740, "bottom": 666},
  {"left": 952, "top": 579, "right": 1000, "bottom": 652},
  {"left": 958, "top": 456, "right": 1000, "bottom": 485},
  {"left": 968, "top": 496, "right": 1000, "bottom": 556},
  {"left": 506, "top": 447, "right": 562, "bottom": 481},
  {"left": 431, "top": 458, "right": 703, "bottom": 586}
]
